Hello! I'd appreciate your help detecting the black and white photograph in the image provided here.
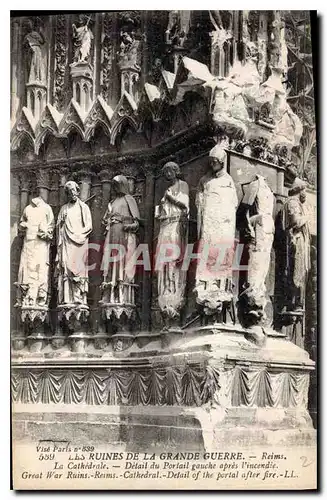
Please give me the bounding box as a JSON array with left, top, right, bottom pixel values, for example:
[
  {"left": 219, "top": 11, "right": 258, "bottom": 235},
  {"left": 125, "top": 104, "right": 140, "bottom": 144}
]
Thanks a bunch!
[{"left": 9, "top": 9, "right": 318, "bottom": 490}]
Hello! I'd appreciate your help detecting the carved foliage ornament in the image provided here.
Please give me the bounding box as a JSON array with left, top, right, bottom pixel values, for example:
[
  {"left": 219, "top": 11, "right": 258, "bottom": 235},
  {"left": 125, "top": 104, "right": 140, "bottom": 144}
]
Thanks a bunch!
[{"left": 54, "top": 15, "right": 67, "bottom": 109}]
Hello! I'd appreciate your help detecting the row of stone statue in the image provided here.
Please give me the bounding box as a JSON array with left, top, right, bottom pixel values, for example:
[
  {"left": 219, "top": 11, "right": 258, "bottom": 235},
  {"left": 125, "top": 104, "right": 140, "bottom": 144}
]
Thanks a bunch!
[{"left": 15, "top": 144, "right": 311, "bottom": 339}]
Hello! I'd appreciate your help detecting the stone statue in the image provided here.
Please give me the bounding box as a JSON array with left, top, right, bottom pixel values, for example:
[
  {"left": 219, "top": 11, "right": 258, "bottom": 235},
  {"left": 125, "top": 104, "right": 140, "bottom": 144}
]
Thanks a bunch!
[
  {"left": 155, "top": 162, "right": 189, "bottom": 330},
  {"left": 118, "top": 31, "right": 140, "bottom": 70},
  {"left": 237, "top": 175, "right": 275, "bottom": 325},
  {"left": 282, "top": 178, "right": 311, "bottom": 312},
  {"left": 72, "top": 18, "right": 94, "bottom": 63},
  {"left": 16, "top": 196, "right": 54, "bottom": 308},
  {"left": 100, "top": 175, "right": 140, "bottom": 324},
  {"left": 56, "top": 181, "right": 92, "bottom": 307},
  {"left": 195, "top": 144, "right": 238, "bottom": 317},
  {"left": 25, "top": 25, "right": 46, "bottom": 84}
]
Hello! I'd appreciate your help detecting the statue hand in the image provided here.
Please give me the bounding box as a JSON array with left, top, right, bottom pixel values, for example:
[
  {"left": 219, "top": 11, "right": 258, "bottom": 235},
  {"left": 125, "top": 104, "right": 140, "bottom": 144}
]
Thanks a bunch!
[{"left": 123, "top": 222, "right": 138, "bottom": 233}]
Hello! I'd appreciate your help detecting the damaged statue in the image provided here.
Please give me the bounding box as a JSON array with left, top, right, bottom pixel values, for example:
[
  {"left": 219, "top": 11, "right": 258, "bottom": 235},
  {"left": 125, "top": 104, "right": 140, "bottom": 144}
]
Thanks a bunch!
[
  {"left": 236, "top": 174, "right": 275, "bottom": 328},
  {"left": 16, "top": 196, "right": 54, "bottom": 308},
  {"left": 195, "top": 144, "right": 238, "bottom": 319},
  {"left": 100, "top": 175, "right": 140, "bottom": 326},
  {"left": 155, "top": 162, "right": 189, "bottom": 330}
]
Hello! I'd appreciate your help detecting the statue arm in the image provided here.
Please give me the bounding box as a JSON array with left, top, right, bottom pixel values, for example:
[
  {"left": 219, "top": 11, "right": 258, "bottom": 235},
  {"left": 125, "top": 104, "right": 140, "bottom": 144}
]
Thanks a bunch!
[
  {"left": 123, "top": 196, "right": 140, "bottom": 233},
  {"left": 38, "top": 207, "right": 55, "bottom": 240}
]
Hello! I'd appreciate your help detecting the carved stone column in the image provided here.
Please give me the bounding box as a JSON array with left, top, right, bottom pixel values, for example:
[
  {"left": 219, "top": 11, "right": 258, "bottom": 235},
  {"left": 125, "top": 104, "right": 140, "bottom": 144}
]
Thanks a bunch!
[
  {"left": 89, "top": 174, "right": 108, "bottom": 349},
  {"left": 19, "top": 171, "right": 30, "bottom": 213},
  {"left": 77, "top": 169, "right": 91, "bottom": 201},
  {"left": 59, "top": 167, "right": 69, "bottom": 205},
  {"left": 11, "top": 19, "right": 22, "bottom": 124},
  {"left": 140, "top": 169, "right": 155, "bottom": 333},
  {"left": 99, "top": 169, "right": 111, "bottom": 209}
]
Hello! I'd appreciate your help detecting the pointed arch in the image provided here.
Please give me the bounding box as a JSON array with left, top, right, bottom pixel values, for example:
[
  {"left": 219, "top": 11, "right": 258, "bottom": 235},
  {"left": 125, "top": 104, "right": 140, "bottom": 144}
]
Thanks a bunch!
[
  {"left": 61, "top": 122, "right": 85, "bottom": 141},
  {"left": 84, "top": 119, "right": 111, "bottom": 142},
  {"left": 110, "top": 115, "right": 138, "bottom": 146},
  {"left": 11, "top": 129, "right": 35, "bottom": 152}
]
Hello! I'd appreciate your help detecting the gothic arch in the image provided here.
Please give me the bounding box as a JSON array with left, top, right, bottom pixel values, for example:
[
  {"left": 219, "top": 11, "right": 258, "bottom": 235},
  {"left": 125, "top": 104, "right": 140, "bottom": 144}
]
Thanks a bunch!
[
  {"left": 11, "top": 129, "right": 35, "bottom": 153},
  {"left": 84, "top": 120, "right": 111, "bottom": 142}
]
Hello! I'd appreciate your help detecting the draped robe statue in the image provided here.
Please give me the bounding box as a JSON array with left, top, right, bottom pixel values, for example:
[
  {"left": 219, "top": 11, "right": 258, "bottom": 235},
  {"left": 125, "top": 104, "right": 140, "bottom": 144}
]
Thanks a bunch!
[
  {"left": 56, "top": 181, "right": 92, "bottom": 307},
  {"left": 100, "top": 175, "right": 140, "bottom": 321},
  {"left": 25, "top": 29, "right": 46, "bottom": 84},
  {"left": 282, "top": 178, "right": 311, "bottom": 312},
  {"left": 195, "top": 145, "right": 238, "bottom": 316},
  {"left": 237, "top": 175, "right": 275, "bottom": 325},
  {"left": 16, "top": 197, "right": 54, "bottom": 308},
  {"left": 155, "top": 162, "right": 189, "bottom": 329}
]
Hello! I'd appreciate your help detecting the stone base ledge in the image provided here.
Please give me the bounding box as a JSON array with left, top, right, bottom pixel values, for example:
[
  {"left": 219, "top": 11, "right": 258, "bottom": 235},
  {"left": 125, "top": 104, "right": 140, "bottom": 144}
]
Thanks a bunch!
[{"left": 13, "top": 404, "right": 316, "bottom": 451}]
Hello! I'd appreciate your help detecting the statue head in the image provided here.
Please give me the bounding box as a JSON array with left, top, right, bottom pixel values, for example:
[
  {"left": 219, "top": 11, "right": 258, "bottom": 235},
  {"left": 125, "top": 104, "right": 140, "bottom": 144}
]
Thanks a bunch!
[
  {"left": 112, "top": 175, "right": 130, "bottom": 196},
  {"left": 162, "top": 161, "right": 181, "bottom": 183},
  {"left": 289, "top": 178, "right": 307, "bottom": 203},
  {"left": 65, "top": 181, "right": 80, "bottom": 203},
  {"left": 209, "top": 144, "right": 226, "bottom": 173}
]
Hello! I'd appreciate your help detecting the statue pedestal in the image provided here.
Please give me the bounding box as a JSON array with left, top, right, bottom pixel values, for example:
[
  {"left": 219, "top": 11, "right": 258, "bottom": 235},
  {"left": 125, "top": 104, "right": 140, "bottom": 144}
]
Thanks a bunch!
[{"left": 12, "top": 325, "right": 315, "bottom": 451}]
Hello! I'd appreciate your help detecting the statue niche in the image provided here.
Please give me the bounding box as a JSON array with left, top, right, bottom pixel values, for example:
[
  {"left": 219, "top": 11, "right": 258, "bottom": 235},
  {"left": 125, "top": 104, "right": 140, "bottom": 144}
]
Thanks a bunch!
[{"left": 155, "top": 162, "right": 189, "bottom": 332}]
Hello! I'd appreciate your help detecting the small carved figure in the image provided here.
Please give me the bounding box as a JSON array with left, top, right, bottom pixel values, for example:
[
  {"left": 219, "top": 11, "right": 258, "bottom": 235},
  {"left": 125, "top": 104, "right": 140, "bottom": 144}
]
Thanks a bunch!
[
  {"left": 25, "top": 23, "right": 46, "bottom": 84},
  {"left": 155, "top": 162, "right": 189, "bottom": 330},
  {"left": 72, "top": 18, "right": 94, "bottom": 63},
  {"left": 237, "top": 175, "right": 275, "bottom": 325},
  {"left": 166, "top": 11, "right": 186, "bottom": 47},
  {"left": 100, "top": 175, "right": 140, "bottom": 322},
  {"left": 195, "top": 144, "right": 238, "bottom": 317},
  {"left": 56, "top": 181, "right": 92, "bottom": 306},
  {"left": 16, "top": 196, "right": 54, "bottom": 307},
  {"left": 282, "top": 178, "right": 311, "bottom": 312}
]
